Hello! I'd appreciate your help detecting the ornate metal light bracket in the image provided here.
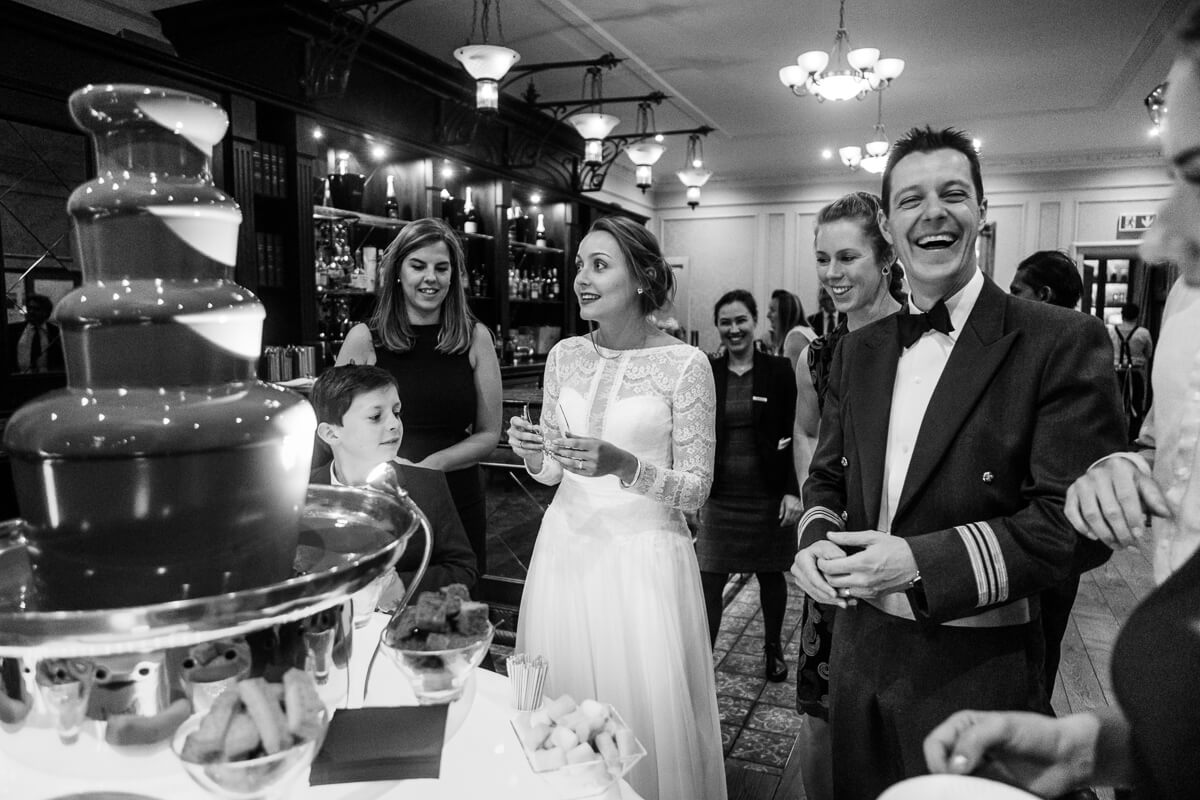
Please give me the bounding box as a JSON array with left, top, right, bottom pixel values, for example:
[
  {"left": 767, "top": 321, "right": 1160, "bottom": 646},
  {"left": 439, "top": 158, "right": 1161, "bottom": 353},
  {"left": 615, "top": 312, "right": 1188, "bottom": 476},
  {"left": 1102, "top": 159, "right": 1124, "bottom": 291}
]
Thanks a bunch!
[
  {"left": 301, "top": 0, "right": 418, "bottom": 99},
  {"left": 568, "top": 125, "right": 714, "bottom": 193}
]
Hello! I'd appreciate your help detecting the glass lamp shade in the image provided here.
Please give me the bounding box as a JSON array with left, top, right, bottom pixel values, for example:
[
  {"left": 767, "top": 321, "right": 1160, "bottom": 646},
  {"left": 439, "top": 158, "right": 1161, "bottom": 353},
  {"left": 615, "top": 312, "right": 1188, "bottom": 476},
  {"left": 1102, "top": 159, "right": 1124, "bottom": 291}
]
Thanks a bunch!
[
  {"left": 865, "top": 138, "right": 889, "bottom": 157},
  {"left": 860, "top": 154, "right": 888, "bottom": 174},
  {"left": 685, "top": 186, "right": 702, "bottom": 208},
  {"left": 583, "top": 138, "right": 605, "bottom": 166},
  {"left": 453, "top": 44, "right": 521, "bottom": 81},
  {"left": 676, "top": 166, "right": 712, "bottom": 189},
  {"left": 634, "top": 164, "right": 654, "bottom": 191},
  {"left": 797, "top": 50, "right": 830, "bottom": 74},
  {"left": 812, "top": 70, "right": 869, "bottom": 101},
  {"left": 838, "top": 146, "right": 863, "bottom": 168},
  {"left": 625, "top": 141, "right": 665, "bottom": 167},
  {"left": 847, "top": 47, "right": 880, "bottom": 70},
  {"left": 779, "top": 64, "right": 806, "bottom": 89},
  {"left": 475, "top": 79, "right": 499, "bottom": 112},
  {"left": 566, "top": 112, "right": 620, "bottom": 141},
  {"left": 874, "top": 57, "right": 905, "bottom": 81}
]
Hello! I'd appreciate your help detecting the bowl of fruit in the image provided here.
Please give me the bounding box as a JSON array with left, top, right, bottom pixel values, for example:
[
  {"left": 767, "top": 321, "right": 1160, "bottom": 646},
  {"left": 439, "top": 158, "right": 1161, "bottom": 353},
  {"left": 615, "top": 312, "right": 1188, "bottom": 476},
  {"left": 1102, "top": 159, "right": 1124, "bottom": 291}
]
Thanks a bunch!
[
  {"left": 378, "top": 584, "right": 494, "bottom": 705},
  {"left": 511, "top": 694, "right": 646, "bottom": 799},
  {"left": 171, "top": 668, "right": 328, "bottom": 799}
]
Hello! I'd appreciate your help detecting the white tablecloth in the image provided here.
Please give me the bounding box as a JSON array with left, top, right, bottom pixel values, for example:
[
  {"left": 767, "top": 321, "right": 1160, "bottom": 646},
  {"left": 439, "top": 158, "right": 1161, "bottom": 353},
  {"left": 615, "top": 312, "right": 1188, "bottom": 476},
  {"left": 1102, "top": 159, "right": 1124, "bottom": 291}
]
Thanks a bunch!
[{"left": 0, "top": 614, "right": 643, "bottom": 800}]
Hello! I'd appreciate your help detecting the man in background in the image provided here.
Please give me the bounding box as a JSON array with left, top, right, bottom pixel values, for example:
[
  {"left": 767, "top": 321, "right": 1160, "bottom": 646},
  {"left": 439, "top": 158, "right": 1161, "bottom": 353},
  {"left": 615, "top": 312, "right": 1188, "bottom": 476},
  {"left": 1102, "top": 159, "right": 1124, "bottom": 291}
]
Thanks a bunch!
[
  {"left": 807, "top": 287, "right": 845, "bottom": 337},
  {"left": 7, "top": 293, "right": 63, "bottom": 373}
]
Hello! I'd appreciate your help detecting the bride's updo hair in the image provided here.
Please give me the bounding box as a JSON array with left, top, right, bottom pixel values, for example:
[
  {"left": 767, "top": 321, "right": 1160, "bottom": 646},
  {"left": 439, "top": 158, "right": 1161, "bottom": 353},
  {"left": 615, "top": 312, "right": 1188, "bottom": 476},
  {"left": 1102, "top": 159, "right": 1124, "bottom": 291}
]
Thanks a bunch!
[{"left": 589, "top": 216, "right": 675, "bottom": 315}]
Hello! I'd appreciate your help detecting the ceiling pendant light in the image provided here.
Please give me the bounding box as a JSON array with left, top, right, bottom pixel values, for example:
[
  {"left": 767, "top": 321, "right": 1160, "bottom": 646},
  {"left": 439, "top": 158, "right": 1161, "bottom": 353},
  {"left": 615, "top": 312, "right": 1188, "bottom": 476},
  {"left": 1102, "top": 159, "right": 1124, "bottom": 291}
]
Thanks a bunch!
[
  {"left": 676, "top": 134, "right": 712, "bottom": 210},
  {"left": 565, "top": 67, "right": 619, "bottom": 166},
  {"left": 840, "top": 92, "right": 891, "bottom": 174},
  {"left": 453, "top": 0, "right": 520, "bottom": 112},
  {"left": 624, "top": 103, "right": 666, "bottom": 193},
  {"left": 779, "top": 0, "right": 904, "bottom": 102}
]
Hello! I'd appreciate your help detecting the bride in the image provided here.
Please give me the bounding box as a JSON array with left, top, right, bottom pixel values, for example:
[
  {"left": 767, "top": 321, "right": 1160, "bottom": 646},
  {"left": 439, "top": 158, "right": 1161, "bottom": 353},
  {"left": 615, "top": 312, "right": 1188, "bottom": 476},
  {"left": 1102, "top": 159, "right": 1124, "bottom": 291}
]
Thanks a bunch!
[{"left": 508, "top": 216, "right": 726, "bottom": 800}]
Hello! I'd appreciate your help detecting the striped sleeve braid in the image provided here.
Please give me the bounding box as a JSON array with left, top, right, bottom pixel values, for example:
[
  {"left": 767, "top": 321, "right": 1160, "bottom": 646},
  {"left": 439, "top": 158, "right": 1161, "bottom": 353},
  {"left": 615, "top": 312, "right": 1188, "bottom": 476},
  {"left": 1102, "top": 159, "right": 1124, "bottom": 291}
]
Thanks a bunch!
[
  {"left": 798, "top": 505, "right": 846, "bottom": 546},
  {"left": 955, "top": 522, "right": 1010, "bottom": 607}
]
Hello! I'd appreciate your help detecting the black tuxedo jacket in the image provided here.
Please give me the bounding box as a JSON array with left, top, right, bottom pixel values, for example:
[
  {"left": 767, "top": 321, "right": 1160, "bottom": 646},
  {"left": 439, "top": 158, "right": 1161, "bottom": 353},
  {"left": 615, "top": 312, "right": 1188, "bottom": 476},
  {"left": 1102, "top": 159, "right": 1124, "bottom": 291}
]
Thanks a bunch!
[
  {"left": 710, "top": 349, "right": 799, "bottom": 500},
  {"left": 310, "top": 462, "right": 478, "bottom": 596},
  {"left": 799, "top": 279, "right": 1125, "bottom": 623}
]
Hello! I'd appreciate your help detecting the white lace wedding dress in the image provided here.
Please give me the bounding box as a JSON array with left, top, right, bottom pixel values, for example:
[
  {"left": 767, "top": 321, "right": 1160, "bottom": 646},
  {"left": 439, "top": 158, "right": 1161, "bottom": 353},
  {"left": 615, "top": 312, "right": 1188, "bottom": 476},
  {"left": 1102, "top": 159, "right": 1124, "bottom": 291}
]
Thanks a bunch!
[{"left": 517, "top": 336, "right": 727, "bottom": 800}]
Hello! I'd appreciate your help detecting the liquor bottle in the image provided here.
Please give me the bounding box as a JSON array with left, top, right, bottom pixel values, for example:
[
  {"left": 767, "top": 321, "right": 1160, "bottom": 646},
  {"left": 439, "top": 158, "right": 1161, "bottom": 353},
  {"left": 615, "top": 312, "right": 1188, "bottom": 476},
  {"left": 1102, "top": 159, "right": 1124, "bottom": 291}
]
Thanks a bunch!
[
  {"left": 493, "top": 325, "right": 503, "bottom": 362},
  {"left": 502, "top": 330, "right": 516, "bottom": 365},
  {"left": 535, "top": 213, "right": 548, "bottom": 248},
  {"left": 546, "top": 266, "right": 559, "bottom": 300},
  {"left": 384, "top": 175, "right": 400, "bottom": 219},
  {"left": 462, "top": 187, "right": 479, "bottom": 234},
  {"left": 519, "top": 269, "right": 530, "bottom": 300},
  {"left": 529, "top": 268, "right": 541, "bottom": 300}
]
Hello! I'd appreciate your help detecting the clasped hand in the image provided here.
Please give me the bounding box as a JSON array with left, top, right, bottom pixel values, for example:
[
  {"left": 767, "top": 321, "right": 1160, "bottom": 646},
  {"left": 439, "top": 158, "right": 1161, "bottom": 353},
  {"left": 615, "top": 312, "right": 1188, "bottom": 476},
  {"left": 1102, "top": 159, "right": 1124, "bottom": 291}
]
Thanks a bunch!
[
  {"left": 790, "top": 530, "right": 917, "bottom": 608},
  {"left": 506, "top": 415, "right": 636, "bottom": 480}
]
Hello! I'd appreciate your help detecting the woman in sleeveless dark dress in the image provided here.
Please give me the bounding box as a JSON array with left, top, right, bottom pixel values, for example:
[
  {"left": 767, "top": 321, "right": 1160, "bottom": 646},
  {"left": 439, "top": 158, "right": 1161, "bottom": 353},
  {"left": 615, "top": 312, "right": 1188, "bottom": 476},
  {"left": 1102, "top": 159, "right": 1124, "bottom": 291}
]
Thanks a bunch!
[
  {"left": 338, "top": 218, "right": 502, "bottom": 576},
  {"left": 697, "top": 289, "right": 801, "bottom": 681},
  {"left": 791, "top": 192, "right": 905, "bottom": 800}
]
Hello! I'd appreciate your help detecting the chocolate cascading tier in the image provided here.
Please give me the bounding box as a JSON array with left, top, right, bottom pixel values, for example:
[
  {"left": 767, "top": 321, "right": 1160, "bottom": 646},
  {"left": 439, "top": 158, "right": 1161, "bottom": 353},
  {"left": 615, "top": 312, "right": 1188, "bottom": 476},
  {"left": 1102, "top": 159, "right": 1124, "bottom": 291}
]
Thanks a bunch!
[{"left": 3, "top": 84, "right": 315, "bottom": 611}]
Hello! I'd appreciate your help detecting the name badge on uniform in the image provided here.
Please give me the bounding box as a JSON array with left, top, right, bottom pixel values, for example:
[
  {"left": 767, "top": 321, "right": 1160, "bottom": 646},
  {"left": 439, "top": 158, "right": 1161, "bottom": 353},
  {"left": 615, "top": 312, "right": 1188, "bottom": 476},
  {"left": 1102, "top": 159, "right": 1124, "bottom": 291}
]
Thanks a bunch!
[
  {"left": 752, "top": 395, "right": 768, "bottom": 403},
  {"left": 777, "top": 437, "right": 792, "bottom": 450}
]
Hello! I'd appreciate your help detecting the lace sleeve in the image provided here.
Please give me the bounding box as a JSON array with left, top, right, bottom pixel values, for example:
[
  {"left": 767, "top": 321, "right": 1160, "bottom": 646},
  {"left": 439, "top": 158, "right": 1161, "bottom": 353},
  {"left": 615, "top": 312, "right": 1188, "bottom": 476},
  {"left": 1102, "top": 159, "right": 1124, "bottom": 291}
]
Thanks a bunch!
[
  {"left": 527, "top": 344, "right": 564, "bottom": 485},
  {"left": 624, "top": 349, "right": 715, "bottom": 511}
]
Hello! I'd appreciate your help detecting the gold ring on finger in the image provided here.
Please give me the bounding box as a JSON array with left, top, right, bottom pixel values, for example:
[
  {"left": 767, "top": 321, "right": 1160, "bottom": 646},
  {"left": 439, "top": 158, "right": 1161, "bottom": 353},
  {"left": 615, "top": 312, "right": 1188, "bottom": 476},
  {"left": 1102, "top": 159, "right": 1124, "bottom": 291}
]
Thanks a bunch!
[{"left": 576, "top": 458, "right": 584, "bottom": 469}]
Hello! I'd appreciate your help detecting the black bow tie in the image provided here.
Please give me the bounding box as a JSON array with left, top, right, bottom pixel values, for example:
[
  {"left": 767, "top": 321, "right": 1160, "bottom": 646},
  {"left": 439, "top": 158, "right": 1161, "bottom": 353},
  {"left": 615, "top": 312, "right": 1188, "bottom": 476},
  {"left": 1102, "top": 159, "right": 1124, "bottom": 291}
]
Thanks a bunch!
[{"left": 896, "top": 299, "right": 954, "bottom": 349}]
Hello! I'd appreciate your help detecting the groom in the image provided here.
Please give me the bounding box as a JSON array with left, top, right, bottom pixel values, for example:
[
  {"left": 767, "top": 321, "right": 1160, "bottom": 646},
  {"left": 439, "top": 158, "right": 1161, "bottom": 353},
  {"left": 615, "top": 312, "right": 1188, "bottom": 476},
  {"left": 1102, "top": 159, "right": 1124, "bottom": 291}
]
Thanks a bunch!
[{"left": 791, "top": 126, "right": 1126, "bottom": 799}]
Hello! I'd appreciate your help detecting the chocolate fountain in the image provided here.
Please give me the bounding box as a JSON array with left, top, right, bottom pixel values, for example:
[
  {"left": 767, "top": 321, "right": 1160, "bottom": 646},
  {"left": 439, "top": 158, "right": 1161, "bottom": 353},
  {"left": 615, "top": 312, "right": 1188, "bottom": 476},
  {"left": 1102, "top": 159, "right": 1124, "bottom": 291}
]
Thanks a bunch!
[{"left": 0, "top": 84, "right": 426, "bottom": 663}]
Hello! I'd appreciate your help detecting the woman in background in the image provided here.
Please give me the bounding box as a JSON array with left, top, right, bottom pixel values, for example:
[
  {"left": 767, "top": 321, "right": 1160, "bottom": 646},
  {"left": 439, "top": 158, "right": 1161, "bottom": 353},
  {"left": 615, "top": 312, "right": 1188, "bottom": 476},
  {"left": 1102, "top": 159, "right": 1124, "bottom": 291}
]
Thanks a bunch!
[
  {"left": 507, "top": 216, "right": 725, "bottom": 800},
  {"left": 767, "top": 289, "right": 816, "bottom": 369},
  {"left": 337, "top": 218, "right": 502, "bottom": 576},
  {"left": 791, "top": 191, "right": 904, "bottom": 800},
  {"left": 697, "top": 289, "right": 801, "bottom": 680}
]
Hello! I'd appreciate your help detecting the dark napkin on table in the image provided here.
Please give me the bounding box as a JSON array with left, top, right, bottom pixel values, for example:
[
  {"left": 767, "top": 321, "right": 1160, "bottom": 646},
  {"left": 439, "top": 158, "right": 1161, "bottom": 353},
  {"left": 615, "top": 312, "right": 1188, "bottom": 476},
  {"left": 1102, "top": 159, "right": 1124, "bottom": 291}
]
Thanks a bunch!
[{"left": 309, "top": 705, "right": 448, "bottom": 785}]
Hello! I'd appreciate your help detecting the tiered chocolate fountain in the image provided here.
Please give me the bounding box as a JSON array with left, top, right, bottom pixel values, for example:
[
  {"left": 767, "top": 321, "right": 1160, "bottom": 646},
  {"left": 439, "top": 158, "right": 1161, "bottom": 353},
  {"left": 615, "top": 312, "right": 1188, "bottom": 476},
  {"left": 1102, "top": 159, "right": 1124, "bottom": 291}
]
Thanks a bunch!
[{"left": 0, "top": 84, "right": 426, "bottom": 749}]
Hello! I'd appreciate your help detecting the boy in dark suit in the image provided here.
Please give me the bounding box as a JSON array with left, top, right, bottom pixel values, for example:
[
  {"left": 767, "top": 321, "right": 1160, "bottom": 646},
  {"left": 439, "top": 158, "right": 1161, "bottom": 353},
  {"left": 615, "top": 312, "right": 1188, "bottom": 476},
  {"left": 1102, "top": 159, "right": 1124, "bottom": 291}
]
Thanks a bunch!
[
  {"left": 791, "top": 126, "right": 1126, "bottom": 799},
  {"left": 311, "top": 364, "right": 477, "bottom": 602}
]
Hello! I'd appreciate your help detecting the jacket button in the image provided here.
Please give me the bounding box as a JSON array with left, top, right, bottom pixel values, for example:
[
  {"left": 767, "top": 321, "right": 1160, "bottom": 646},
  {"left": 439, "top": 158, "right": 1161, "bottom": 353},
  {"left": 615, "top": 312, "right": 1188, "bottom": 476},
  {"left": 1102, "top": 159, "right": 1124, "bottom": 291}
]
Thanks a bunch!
[
  {"left": 982, "top": 471, "right": 994, "bottom": 483},
  {"left": 841, "top": 511, "right": 849, "bottom": 521},
  {"left": 840, "top": 456, "right": 848, "bottom": 467}
]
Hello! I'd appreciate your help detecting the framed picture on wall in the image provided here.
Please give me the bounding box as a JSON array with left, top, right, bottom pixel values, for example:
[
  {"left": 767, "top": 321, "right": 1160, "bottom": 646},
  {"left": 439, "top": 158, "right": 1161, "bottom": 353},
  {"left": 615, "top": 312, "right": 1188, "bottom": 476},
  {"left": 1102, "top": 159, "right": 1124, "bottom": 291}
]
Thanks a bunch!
[{"left": 977, "top": 221, "right": 997, "bottom": 279}]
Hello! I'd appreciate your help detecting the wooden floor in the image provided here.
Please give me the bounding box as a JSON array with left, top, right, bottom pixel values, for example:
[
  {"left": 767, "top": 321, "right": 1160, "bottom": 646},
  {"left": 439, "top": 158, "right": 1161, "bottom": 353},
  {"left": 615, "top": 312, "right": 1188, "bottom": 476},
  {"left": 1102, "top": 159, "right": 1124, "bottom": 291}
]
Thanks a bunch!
[{"left": 731, "top": 537, "right": 1156, "bottom": 800}]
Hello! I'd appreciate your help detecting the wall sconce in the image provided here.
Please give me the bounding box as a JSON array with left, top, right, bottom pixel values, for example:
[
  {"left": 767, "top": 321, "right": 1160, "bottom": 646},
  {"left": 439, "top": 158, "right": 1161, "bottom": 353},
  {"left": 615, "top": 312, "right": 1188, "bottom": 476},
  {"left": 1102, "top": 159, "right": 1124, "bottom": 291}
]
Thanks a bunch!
[{"left": 677, "top": 134, "right": 712, "bottom": 209}]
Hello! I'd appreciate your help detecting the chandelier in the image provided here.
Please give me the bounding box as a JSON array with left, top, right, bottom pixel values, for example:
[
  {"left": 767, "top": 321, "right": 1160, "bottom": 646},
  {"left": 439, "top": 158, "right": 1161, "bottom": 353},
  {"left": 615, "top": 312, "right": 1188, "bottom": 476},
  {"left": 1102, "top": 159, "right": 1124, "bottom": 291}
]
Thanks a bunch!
[
  {"left": 840, "top": 92, "right": 890, "bottom": 174},
  {"left": 677, "top": 134, "right": 712, "bottom": 210},
  {"left": 779, "top": 0, "right": 904, "bottom": 102}
]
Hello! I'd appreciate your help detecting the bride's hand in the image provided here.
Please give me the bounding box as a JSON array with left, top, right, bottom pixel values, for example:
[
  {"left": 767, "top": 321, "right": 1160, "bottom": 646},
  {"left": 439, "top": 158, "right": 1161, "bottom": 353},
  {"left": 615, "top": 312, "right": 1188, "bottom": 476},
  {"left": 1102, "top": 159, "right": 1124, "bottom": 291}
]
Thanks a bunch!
[
  {"left": 507, "top": 415, "right": 545, "bottom": 462},
  {"left": 548, "top": 431, "right": 638, "bottom": 482}
]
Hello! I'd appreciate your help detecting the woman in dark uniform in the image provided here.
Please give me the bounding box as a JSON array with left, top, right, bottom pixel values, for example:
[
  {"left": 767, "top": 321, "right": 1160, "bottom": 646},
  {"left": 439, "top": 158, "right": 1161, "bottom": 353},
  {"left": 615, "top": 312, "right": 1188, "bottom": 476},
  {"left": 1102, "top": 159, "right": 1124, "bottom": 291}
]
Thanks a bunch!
[
  {"left": 337, "top": 218, "right": 502, "bottom": 576},
  {"left": 697, "top": 289, "right": 801, "bottom": 681}
]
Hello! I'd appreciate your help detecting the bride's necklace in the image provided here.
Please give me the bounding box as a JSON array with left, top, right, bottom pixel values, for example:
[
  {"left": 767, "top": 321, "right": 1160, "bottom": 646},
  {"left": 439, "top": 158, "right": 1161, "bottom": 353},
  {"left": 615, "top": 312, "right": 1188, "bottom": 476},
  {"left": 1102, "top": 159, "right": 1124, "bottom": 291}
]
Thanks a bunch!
[{"left": 589, "top": 322, "right": 652, "bottom": 360}]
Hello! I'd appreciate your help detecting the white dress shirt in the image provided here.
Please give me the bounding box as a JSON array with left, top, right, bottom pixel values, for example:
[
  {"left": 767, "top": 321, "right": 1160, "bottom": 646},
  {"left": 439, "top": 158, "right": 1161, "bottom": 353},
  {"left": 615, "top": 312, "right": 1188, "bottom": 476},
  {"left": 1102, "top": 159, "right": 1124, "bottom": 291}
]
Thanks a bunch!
[{"left": 878, "top": 269, "right": 986, "bottom": 532}]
